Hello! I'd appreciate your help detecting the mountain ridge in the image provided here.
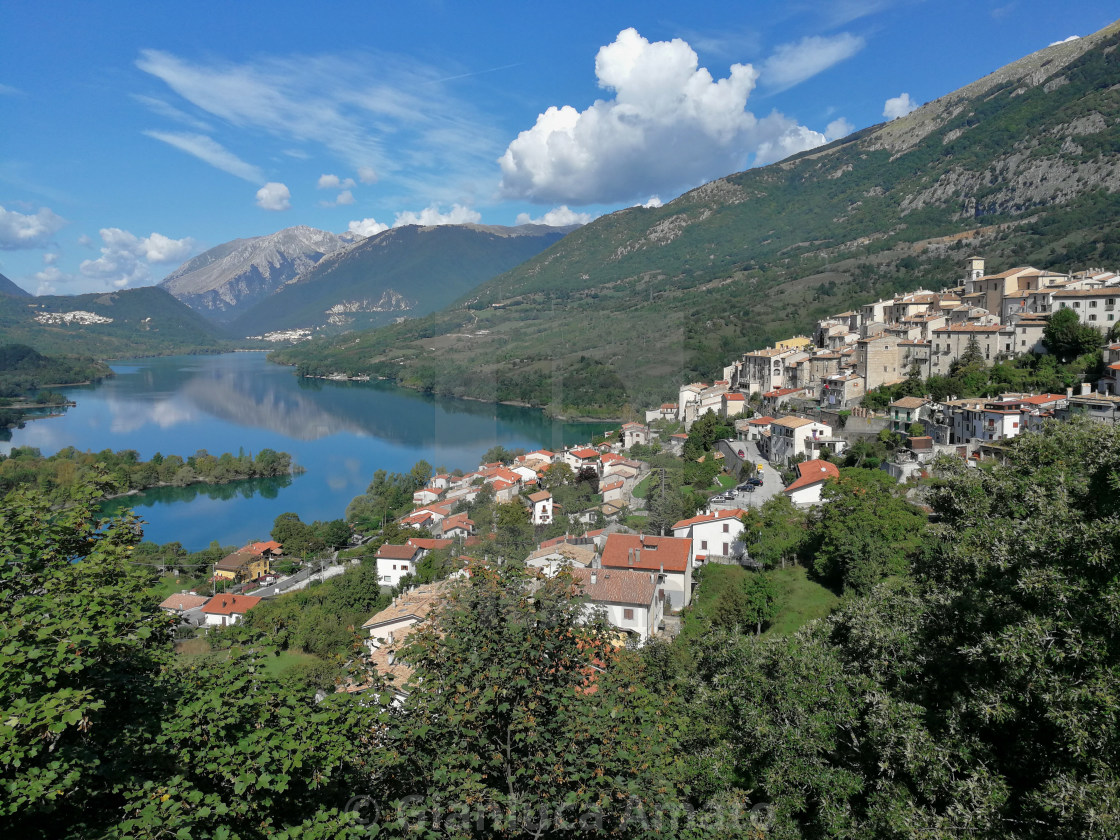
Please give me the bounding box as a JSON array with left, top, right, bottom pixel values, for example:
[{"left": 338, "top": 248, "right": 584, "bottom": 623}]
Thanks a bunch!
[
  {"left": 271, "top": 18, "right": 1120, "bottom": 416},
  {"left": 159, "top": 225, "right": 350, "bottom": 322},
  {"left": 225, "top": 222, "right": 577, "bottom": 336}
]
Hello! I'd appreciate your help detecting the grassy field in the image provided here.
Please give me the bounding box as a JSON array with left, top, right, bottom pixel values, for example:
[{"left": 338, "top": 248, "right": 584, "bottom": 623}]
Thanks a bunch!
[
  {"left": 632, "top": 475, "right": 652, "bottom": 499},
  {"left": 173, "top": 637, "right": 323, "bottom": 678},
  {"left": 260, "top": 649, "right": 322, "bottom": 677},
  {"left": 715, "top": 474, "right": 737, "bottom": 490},
  {"left": 680, "top": 562, "right": 839, "bottom": 641},
  {"left": 766, "top": 566, "right": 840, "bottom": 636},
  {"left": 147, "top": 574, "right": 209, "bottom": 604}
]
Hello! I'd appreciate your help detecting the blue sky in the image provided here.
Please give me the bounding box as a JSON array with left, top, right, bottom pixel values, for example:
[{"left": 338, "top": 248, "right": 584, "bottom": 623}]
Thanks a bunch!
[{"left": 2, "top": 1, "right": 1117, "bottom": 295}]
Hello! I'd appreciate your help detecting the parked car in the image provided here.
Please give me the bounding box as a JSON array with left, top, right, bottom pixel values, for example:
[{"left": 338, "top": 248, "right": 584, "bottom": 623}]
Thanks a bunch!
[{"left": 747, "top": 476, "right": 764, "bottom": 486}]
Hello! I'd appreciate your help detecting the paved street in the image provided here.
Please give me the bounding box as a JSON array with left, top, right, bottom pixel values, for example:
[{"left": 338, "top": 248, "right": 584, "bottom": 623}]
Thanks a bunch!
[{"left": 709, "top": 439, "right": 784, "bottom": 511}]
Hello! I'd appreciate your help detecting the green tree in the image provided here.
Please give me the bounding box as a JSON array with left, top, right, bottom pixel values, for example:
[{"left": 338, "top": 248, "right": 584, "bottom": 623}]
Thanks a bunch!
[
  {"left": 1044, "top": 307, "right": 1103, "bottom": 362},
  {"left": 809, "top": 468, "right": 927, "bottom": 593},
  {"left": 711, "top": 572, "right": 781, "bottom": 635},
  {"left": 379, "top": 566, "right": 671, "bottom": 837}
]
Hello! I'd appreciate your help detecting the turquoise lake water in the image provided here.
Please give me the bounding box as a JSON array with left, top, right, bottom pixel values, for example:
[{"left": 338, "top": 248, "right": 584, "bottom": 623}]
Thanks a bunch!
[{"left": 1, "top": 353, "right": 611, "bottom": 551}]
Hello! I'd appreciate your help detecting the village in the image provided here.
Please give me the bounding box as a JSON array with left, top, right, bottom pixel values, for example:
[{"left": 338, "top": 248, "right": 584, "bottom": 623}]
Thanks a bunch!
[{"left": 159, "top": 255, "right": 1120, "bottom": 702}]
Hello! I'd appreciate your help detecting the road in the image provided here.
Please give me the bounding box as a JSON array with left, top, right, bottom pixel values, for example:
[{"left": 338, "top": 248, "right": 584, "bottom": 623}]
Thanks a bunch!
[{"left": 709, "top": 439, "right": 785, "bottom": 512}]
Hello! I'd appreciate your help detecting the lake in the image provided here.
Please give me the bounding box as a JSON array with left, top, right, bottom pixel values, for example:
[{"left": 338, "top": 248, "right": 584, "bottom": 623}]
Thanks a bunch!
[{"left": 0, "top": 353, "right": 611, "bottom": 551}]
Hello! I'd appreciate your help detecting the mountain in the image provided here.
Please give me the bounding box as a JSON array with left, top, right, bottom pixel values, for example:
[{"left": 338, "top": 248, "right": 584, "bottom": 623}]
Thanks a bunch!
[
  {"left": 225, "top": 223, "right": 576, "bottom": 337},
  {"left": 0, "top": 271, "right": 30, "bottom": 298},
  {"left": 272, "top": 20, "right": 1120, "bottom": 417},
  {"left": 0, "top": 286, "right": 232, "bottom": 358},
  {"left": 159, "top": 226, "right": 349, "bottom": 322}
]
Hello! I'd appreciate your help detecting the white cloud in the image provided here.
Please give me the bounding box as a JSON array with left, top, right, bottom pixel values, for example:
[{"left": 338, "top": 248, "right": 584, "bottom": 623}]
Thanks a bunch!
[
  {"left": 143, "top": 131, "right": 265, "bottom": 182},
  {"left": 761, "top": 34, "right": 865, "bottom": 92},
  {"left": 0, "top": 83, "right": 23, "bottom": 96},
  {"left": 136, "top": 49, "right": 501, "bottom": 205},
  {"left": 1049, "top": 35, "right": 1080, "bottom": 46},
  {"left": 640, "top": 196, "right": 663, "bottom": 208},
  {"left": 317, "top": 173, "right": 356, "bottom": 190},
  {"left": 514, "top": 206, "right": 593, "bottom": 226},
  {"left": 133, "top": 95, "right": 213, "bottom": 131},
  {"left": 826, "top": 118, "right": 855, "bottom": 141},
  {"left": 43, "top": 252, "right": 59, "bottom": 266},
  {"left": 499, "top": 28, "right": 830, "bottom": 206},
  {"left": 393, "top": 203, "right": 481, "bottom": 227},
  {"left": 0, "top": 204, "right": 67, "bottom": 250},
  {"left": 348, "top": 218, "right": 389, "bottom": 237},
  {"left": 883, "top": 92, "right": 918, "bottom": 120},
  {"left": 33, "top": 265, "right": 72, "bottom": 296},
  {"left": 256, "top": 182, "right": 291, "bottom": 211},
  {"left": 318, "top": 188, "right": 356, "bottom": 208},
  {"left": 79, "top": 228, "right": 197, "bottom": 288},
  {"left": 753, "top": 122, "right": 829, "bottom": 166}
]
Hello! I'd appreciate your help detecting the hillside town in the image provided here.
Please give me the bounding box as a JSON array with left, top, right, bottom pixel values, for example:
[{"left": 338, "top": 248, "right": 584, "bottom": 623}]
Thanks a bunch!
[{"left": 159, "top": 254, "right": 1120, "bottom": 700}]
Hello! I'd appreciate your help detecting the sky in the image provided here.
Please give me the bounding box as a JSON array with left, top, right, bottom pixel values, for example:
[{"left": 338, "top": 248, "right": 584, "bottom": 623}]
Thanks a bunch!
[{"left": 2, "top": 1, "right": 1117, "bottom": 296}]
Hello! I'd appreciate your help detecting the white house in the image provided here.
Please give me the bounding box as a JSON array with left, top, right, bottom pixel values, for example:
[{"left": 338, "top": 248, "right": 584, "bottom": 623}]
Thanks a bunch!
[
  {"left": 525, "top": 543, "right": 596, "bottom": 577},
  {"left": 528, "top": 490, "right": 554, "bottom": 526},
  {"left": 621, "top": 422, "right": 650, "bottom": 449},
  {"left": 570, "top": 566, "right": 664, "bottom": 644},
  {"left": 201, "top": 594, "right": 262, "bottom": 627},
  {"left": 376, "top": 543, "right": 422, "bottom": 587},
  {"left": 768, "top": 416, "right": 833, "bottom": 465},
  {"left": 670, "top": 509, "right": 747, "bottom": 564},
  {"left": 782, "top": 459, "right": 840, "bottom": 506},
  {"left": 600, "top": 533, "right": 693, "bottom": 609}
]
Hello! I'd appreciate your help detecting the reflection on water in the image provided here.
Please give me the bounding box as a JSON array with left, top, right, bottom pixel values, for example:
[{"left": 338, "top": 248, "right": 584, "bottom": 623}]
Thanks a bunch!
[
  {"left": 2, "top": 353, "right": 610, "bottom": 550},
  {"left": 99, "top": 474, "right": 293, "bottom": 517}
]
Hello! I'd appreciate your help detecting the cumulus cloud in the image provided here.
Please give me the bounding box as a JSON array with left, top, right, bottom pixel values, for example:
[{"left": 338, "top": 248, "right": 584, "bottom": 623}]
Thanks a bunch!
[
  {"left": 826, "top": 118, "right": 855, "bottom": 141},
  {"left": 348, "top": 218, "right": 389, "bottom": 237},
  {"left": 1049, "top": 35, "right": 1080, "bottom": 46},
  {"left": 883, "top": 92, "right": 918, "bottom": 120},
  {"left": 335, "top": 190, "right": 355, "bottom": 206},
  {"left": 317, "top": 173, "right": 356, "bottom": 190},
  {"left": 0, "top": 204, "right": 67, "bottom": 250},
  {"left": 357, "top": 166, "right": 377, "bottom": 184},
  {"left": 256, "top": 182, "right": 291, "bottom": 211},
  {"left": 79, "top": 228, "right": 197, "bottom": 288},
  {"left": 143, "top": 131, "right": 265, "bottom": 182},
  {"left": 393, "top": 203, "right": 481, "bottom": 227},
  {"left": 347, "top": 203, "right": 482, "bottom": 235},
  {"left": 640, "top": 196, "right": 663, "bottom": 208},
  {"left": 499, "top": 28, "right": 830, "bottom": 206},
  {"left": 33, "top": 265, "right": 72, "bottom": 296},
  {"left": 514, "top": 206, "right": 593, "bottom": 226},
  {"left": 761, "top": 34, "right": 865, "bottom": 92},
  {"left": 754, "top": 121, "right": 828, "bottom": 167}
]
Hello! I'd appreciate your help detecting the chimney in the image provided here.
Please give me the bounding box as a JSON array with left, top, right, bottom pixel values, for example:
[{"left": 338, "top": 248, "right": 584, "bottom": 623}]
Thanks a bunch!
[
  {"left": 1081, "top": 382, "right": 1092, "bottom": 396},
  {"left": 590, "top": 571, "right": 597, "bottom": 585},
  {"left": 628, "top": 548, "right": 634, "bottom": 566},
  {"left": 1067, "top": 386, "right": 1074, "bottom": 400},
  {"left": 387, "top": 651, "right": 395, "bottom": 666}
]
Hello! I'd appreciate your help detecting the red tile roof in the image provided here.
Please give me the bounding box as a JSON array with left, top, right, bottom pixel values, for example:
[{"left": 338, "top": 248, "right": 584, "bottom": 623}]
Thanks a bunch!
[
  {"left": 378, "top": 543, "right": 421, "bottom": 560},
  {"left": 783, "top": 459, "right": 840, "bottom": 494},
  {"left": 671, "top": 509, "right": 747, "bottom": 531},
  {"left": 601, "top": 533, "right": 690, "bottom": 573},
  {"left": 570, "top": 567, "right": 657, "bottom": 607},
  {"left": 202, "top": 594, "right": 262, "bottom": 616},
  {"left": 159, "top": 593, "right": 209, "bottom": 612},
  {"left": 407, "top": 538, "right": 454, "bottom": 551}
]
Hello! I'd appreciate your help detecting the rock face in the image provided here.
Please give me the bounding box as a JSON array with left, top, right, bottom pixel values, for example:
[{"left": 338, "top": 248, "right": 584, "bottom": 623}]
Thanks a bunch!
[{"left": 159, "top": 226, "right": 349, "bottom": 322}]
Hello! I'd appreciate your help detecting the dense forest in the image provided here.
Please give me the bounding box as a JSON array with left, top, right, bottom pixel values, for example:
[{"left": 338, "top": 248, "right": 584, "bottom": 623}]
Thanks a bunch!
[
  {"left": 1, "top": 416, "right": 1116, "bottom": 838},
  {"left": 0, "top": 445, "right": 298, "bottom": 503}
]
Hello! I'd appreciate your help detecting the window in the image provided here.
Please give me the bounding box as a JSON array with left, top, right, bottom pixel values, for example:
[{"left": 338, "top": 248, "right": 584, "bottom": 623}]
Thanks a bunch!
[
  {"left": 723, "top": 543, "right": 730, "bottom": 554},
  {"left": 1090, "top": 300, "right": 1098, "bottom": 308},
  {"left": 623, "top": 608, "right": 634, "bottom": 620},
  {"left": 722, "top": 523, "right": 729, "bottom": 533},
  {"left": 701, "top": 540, "right": 707, "bottom": 550},
  {"left": 1090, "top": 314, "right": 1098, "bottom": 322}
]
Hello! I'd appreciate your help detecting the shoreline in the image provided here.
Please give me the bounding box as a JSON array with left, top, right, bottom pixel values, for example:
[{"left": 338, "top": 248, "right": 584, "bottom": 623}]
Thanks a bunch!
[{"left": 289, "top": 364, "right": 623, "bottom": 424}]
